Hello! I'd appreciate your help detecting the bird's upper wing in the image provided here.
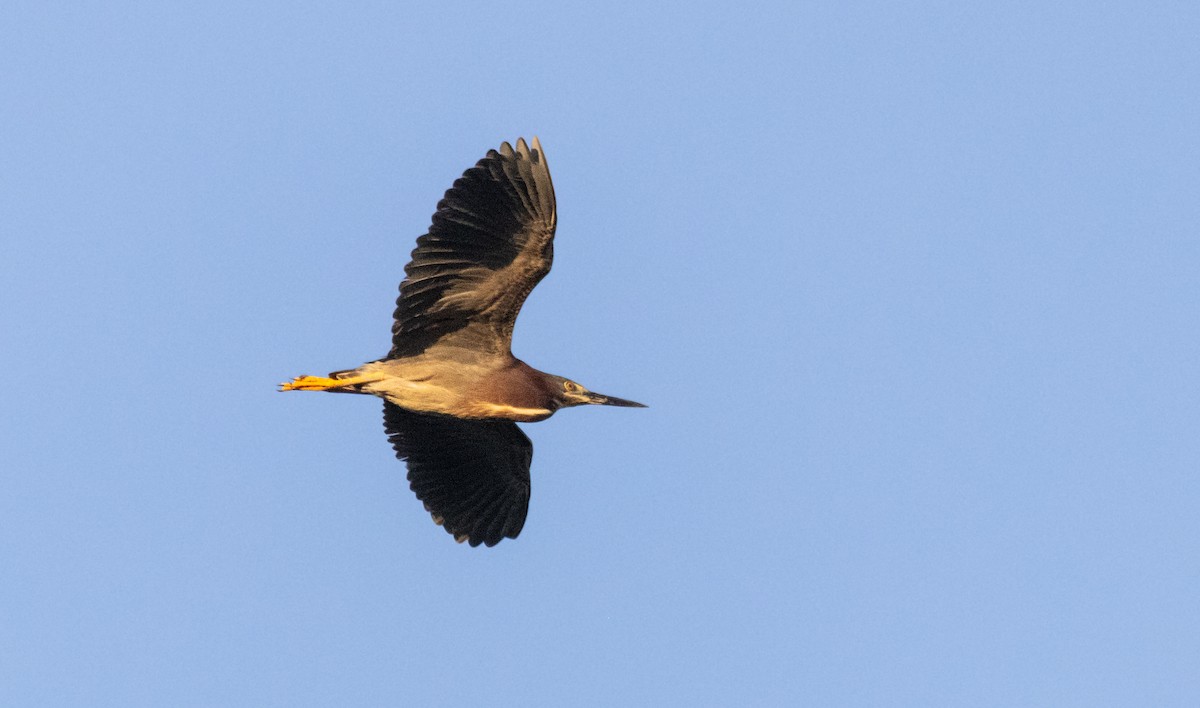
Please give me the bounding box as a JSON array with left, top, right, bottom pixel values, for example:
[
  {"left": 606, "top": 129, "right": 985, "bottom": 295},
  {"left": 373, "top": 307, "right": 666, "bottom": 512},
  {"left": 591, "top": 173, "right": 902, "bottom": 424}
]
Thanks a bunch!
[
  {"left": 383, "top": 402, "right": 532, "bottom": 547},
  {"left": 389, "top": 137, "right": 557, "bottom": 359}
]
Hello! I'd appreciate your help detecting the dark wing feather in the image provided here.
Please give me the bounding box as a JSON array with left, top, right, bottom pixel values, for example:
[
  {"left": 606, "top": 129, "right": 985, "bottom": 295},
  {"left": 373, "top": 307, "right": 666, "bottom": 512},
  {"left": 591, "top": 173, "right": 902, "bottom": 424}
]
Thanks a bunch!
[
  {"left": 389, "top": 137, "right": 556, "bottom": 358},
  {"left": 383, "top": 402, "right": 532, "bottom": 547}
]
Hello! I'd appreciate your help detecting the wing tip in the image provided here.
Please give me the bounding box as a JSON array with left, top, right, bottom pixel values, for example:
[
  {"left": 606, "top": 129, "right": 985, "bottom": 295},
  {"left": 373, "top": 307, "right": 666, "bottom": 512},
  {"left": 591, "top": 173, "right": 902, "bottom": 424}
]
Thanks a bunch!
[
  {"left": 512, "top": 136, "right": 547, "bottom": 166},
  {"left": 530, "top": 136, "right": 547, "bottom": 167}
]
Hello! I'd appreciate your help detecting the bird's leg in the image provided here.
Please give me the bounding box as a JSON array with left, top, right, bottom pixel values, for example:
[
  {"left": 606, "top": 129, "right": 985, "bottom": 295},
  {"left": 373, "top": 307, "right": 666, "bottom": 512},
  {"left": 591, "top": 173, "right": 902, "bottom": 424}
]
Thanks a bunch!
[
  {"left": 279, "top": 375, "right": 341, "bottom": 391},
  {"left": 278, "top": 373, "right": 385, "bottom": 392}
]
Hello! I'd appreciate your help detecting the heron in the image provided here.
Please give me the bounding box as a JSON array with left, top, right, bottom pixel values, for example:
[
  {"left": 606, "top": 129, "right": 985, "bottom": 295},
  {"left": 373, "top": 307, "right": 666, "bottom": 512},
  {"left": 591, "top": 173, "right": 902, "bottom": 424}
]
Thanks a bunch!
[{"left": 280, "top": 137, "right": 645, "bottom": 547}]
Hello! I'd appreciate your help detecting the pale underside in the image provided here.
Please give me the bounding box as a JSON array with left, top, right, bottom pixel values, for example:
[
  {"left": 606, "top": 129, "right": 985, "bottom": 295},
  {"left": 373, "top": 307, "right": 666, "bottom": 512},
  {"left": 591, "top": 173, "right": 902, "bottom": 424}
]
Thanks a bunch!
[{"left": 353, "top": 353, "right": 553, "bottom": 423}]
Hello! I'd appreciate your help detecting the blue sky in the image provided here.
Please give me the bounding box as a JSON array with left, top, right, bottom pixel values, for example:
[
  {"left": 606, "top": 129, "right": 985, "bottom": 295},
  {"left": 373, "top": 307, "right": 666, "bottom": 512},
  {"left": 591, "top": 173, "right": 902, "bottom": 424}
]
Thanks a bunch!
[{"left": 2, "top": 2, "right": 1198, "bottom": 705}]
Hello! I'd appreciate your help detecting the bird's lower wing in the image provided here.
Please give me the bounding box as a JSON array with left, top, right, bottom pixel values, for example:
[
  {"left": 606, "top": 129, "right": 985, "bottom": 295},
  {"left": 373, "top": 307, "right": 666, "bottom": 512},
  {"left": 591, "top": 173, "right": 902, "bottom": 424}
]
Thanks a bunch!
[{"left": 382, "top": 403, "right": 532, "bottom": 547}]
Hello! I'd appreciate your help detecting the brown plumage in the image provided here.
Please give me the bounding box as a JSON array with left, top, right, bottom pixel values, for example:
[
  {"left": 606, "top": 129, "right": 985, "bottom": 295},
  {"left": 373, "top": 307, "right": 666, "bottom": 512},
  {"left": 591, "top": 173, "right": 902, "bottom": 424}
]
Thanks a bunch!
[{"left": 280, "top": 138, "right": 644, "bottom": 547}]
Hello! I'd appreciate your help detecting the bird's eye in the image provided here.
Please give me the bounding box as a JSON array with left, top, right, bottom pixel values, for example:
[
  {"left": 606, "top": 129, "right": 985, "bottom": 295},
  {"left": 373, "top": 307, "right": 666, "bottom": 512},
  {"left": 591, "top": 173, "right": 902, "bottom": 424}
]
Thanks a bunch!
[{"left": 564, "top": 381, "right": 579, "bottom": 393}]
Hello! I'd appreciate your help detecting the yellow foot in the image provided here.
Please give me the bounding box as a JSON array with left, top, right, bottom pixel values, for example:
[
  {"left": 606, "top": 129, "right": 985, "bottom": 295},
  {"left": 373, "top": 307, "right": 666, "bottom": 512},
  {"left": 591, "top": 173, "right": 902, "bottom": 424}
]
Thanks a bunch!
[
  {"left": 278, "top": 374, "right": 385, "bottom": 392},
  {"left": 279, "top": 375, "right": 340, "bottom": 392}
]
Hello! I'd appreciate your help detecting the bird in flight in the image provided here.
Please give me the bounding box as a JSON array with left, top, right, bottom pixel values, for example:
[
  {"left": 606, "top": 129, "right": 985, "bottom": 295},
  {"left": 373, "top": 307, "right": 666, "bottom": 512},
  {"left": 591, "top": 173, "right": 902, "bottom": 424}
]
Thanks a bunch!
[{"left": 280, "top": 137, "right": 645, "bottom": 547}]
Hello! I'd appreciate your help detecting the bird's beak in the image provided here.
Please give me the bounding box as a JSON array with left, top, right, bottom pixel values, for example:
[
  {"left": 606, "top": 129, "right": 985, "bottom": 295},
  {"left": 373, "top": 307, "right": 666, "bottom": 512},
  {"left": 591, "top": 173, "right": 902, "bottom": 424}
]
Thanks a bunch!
[{"left": 582, "top": 391, "right": 647, "bottom": 408}]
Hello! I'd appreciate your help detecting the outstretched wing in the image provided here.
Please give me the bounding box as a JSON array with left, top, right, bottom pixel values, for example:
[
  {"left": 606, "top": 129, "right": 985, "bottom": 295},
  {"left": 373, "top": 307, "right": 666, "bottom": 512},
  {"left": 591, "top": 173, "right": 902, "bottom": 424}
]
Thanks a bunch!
[
  {"left": 389, "top": 137, "right": 556, "bottom": 359},
  {"left": 383, "top": 402, "right": 532, "bottom": 547}
]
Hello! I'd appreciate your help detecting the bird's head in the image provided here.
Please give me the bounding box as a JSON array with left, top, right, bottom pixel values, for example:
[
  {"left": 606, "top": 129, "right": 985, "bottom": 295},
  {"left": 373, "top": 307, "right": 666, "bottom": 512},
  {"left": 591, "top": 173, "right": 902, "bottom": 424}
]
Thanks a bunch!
[{"left": 549, "top": 376, "right": 646, "bottom": 411}]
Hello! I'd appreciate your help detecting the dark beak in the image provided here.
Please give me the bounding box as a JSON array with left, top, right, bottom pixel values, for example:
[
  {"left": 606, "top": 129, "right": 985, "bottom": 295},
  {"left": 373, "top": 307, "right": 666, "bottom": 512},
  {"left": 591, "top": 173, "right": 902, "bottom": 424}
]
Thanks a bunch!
[{"left": 584, "top": 391, "right": 647, "bottom": 408}]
